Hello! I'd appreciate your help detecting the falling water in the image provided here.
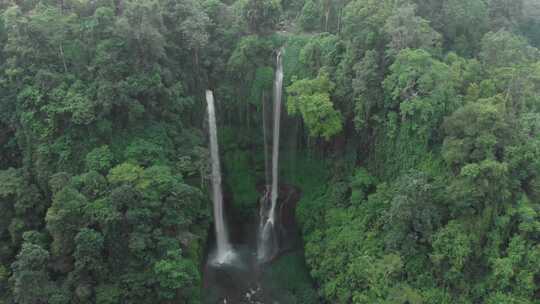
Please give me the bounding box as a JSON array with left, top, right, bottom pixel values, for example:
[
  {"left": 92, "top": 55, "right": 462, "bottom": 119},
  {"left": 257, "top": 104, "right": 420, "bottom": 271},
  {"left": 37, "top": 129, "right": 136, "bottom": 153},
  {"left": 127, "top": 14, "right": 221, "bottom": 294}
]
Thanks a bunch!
[
  {"left": 258, "top": 49, "right": 284, "bottom": 261},
  {"left": 262, "top": 91, "right": 271, "bottom": 191},
  {"left": 206, "top": 90, "right": 233, "bottom": 264},
  {"left": 269, "top": 49, "right": 284, "bottom": 225}
]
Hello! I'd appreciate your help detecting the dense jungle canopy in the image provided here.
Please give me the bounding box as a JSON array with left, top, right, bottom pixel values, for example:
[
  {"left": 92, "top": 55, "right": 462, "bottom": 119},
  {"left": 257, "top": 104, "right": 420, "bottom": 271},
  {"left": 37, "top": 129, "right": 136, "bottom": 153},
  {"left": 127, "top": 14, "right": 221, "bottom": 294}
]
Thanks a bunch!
[{"left": 0, "top": 0, "right": 539, "bottom": 303}]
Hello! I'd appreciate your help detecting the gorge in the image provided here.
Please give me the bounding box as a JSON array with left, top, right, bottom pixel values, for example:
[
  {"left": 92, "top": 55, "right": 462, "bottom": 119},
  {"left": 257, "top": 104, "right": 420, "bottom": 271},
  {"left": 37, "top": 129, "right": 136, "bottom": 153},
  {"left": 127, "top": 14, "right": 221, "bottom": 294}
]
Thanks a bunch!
[{"left": 202, "top": 48, "right": 314, "bottom": 303}]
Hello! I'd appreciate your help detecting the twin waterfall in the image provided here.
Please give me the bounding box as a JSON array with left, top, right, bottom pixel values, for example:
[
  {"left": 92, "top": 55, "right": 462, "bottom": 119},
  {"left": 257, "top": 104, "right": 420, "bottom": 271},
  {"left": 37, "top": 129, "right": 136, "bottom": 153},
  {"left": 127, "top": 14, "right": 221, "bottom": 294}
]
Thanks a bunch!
[
  {"left": 206, "top": 49, "right": 284, "bottom": 265},
  {"left": 206, "top": 90, "right": 233, "bottom": 264}
]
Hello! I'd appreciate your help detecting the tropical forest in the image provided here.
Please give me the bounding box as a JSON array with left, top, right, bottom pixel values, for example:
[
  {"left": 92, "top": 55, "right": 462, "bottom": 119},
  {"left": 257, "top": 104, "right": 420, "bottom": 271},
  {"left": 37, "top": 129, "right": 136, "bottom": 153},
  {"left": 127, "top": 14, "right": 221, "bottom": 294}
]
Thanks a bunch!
[{"left": 0, "top": 0, "right": 539, "bottom": 303}]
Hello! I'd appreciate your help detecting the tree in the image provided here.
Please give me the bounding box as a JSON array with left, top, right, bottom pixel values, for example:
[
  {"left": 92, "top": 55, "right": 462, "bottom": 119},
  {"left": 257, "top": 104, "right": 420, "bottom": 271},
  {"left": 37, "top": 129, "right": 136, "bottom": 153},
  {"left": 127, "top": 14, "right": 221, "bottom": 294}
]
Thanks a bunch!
[
  {"left": 383, "top": 49, "right": 458, "bottom": 137},
  {"left": 382, "top": 171, "right": 442, "bottom": 256},
  {"left": 10, "top": 243, "right": 52, "bottom": 304},
  {"left": 298, "top": 33, "right": 341, "bottom": 74},
  {"left": 287, "top": 72, "right": 343, "bottom": 140},
  {"left": 160, "top": 0, "right": 211, "bottom": 67},
  {"left": 243, "top": 0, "right": 282, "bottom": 34},
  {"left": 352, "top": 50, "right": 383, "bottom": 131},
  {"left": 85, "top": 146, "right": 113, "bottom": 173},
  {"left": 519, "top": 0, "right": 540, "bottom": 47},
  {"left": 488, "top": 0, "right": 524, "bottom": 30},
  {"left": 115, "top": 0, "right": 165, "bottom": 67},
  {"left": 153, "top": 250, "right": 200, "bottom": 301},
  {"left": 442, "top": 95, "right": 510, "bottom": 167},
  {"left": 0, "top": 263, "right": 8, "bottom": 296},
  {"left": 107, "top": 162, "right": 144, "bottom": 185},
  {"left": 341, "top": 0, "right": 393, "bottom": 50},
  {"left": 383, "top": 4, "right": 442, "bottom": 57},
  {"left": 440, "top": 0, "right": 488, "bottom": 55},
  {"left": 46, "top": 186, "right": 88, "bottom": 263},
  {"left": 74, "top": 228, "right": 104, "bottom": 276},
  {"left": 298, "top": 0, "right": 321, "bottom": 31},
  {"left": 0, "top": 1, "right": 213, "bottom": 303},
  {"left": 480, "top": 30, "right": 538, "bottom": 69},
  {"left": 0, "top": 169, "right": 22, "bottom": 257},
  {"left": 431, "top": 220, "right": 474, "bottom": 287}
]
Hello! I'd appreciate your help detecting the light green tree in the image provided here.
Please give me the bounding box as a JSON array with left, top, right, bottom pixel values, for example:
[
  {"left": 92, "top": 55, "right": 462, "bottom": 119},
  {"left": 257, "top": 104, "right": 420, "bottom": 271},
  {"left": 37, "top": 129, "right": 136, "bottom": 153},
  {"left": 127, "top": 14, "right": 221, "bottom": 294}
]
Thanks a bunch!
[{"left": 287, "top": 72, "right": 343, "bottom": 140}]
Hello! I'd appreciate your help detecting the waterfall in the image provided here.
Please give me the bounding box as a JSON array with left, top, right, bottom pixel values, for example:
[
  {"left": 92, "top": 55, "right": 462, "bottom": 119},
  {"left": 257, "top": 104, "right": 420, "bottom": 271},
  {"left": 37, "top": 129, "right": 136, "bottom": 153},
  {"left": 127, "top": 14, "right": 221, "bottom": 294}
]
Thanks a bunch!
[
  {"left": 257, "top": 49, "right": 284, "bottom": 261},
  {"left": 269, "top": 49, "right": 284, "bottom": 225},
  {"left": 262, "top": 91, "right": 271, "bottom": 191},
  {"left": 206, "top": 90, "right": 233, "bottom": 264}
]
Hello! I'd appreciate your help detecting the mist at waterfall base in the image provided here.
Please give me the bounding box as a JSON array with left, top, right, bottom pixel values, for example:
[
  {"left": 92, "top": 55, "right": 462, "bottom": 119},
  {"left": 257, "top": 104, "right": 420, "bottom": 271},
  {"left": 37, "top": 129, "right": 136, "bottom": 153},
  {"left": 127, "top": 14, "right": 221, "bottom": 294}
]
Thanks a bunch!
[
  {"left": 203, "top": 185, "right": 309, "bottom": 304},
  {"left": 203, "top": 50, "right": 317, "bottom": 303}
]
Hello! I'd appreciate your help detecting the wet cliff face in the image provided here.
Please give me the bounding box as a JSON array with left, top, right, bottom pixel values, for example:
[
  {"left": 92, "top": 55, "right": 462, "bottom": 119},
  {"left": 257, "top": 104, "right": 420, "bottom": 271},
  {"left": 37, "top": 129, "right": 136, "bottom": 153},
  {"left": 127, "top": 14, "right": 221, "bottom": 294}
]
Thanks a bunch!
[{"left": 201, "top": 45, "right": 323, "bottom": 302}]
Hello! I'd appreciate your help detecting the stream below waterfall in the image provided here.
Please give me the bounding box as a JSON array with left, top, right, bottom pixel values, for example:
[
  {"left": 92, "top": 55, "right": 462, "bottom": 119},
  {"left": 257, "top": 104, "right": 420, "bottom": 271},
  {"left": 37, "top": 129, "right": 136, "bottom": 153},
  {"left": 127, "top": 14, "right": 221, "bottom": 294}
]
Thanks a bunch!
[{"left": 202, "top": 185, "right": 318, "bottom": 304}]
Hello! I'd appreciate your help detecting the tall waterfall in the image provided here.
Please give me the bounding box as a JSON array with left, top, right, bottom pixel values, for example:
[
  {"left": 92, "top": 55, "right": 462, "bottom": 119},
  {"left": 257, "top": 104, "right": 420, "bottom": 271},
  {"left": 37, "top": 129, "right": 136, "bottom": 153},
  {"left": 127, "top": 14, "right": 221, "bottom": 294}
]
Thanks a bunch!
[
  {"left": 206, "top": 90, "right": 233, "bottom": 264},
  {"left": 258, "top": 49, "right": 284, "bottom": 261},
  {"left": 269, "top": 49, "right": 284, "bottom": 225}
]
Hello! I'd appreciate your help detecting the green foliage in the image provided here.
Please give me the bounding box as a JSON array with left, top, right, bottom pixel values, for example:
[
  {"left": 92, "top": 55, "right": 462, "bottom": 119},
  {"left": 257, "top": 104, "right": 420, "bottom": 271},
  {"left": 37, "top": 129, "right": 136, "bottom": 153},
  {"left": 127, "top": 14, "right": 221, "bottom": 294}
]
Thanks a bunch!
[
  {"left": 281, "top": 35, "right": 313, "bottom": 82},
  {"left": 480, "top": 30, "right": 538, "bottom": 69},
  {"left": 353, "top": 50, "right": 382, "bottom": 131},
  {"left": 107, "top": 163, "right": 144, "bottom": 185},
  {"left": 0, "top": 264, "right": 8, "bottom": 295},
  {"left": 383, "top": 49, "right": 459, "bottom": 136},
  {"left": 153, "top": 250, "right": 200, "bottom": 301},
  {"left": 287, "top": 72, "right": 343, "bottom": 139},
  {"left": 383, "top": 4, "right": 442, "bottom": 57},
  {"left": 341, "top": 0, "right": 394, "bottom": 50},
  {"left": 250, "top": 66, "right": 275, "bottom": 105},
  {"left": 431, "top": 220, "right": 474, "bottom": 277},
  {"left": 439, "top": 0, "right": 488, "bottom": 55},
  {"left": 46, "top": 186, "right": 88, "bottom": 257},
  {"left": 350, "top": 167, "right": 375, "bottom": 204},
  {"left": 298, "top": 166, "right": 428, "bottom": 303},
  {"left": 488, "top": 0, "right": 525, "bottom": 30},
  {"left": 228, "top": 35, "right": 275, "bottom": 76},
  {"left": 0, "top": 1, "right": 213, "bottom": 301},
  {"left": 298, "top": 0, "right": 321, "bottom": 31},
  {"left": 10, "top": 243, "right": 51, "bottom": 304},
  {"left": 85, "top": 146, "right": 113, "bottom": 173},
  {"left": 95, "top": 284, "right": 121, "bottom": 304},
  {"left": 223, "top": 145, "right": 259, "bottom": 215},
  {"left": 442, "top": 95, "right": 508, "bottom": 167},
  {"left": 0, "top": 168, "right": 22, "bottom": 198},
  {"left": 243, "top": 0, "right": 282, "bottom": 33},
  {"left": 262, "top": 252, "right": 318, "bottom": 303},
  {"left": 298, "top": 33, "right": 341, "bottom": 74},
  {"left": 125, "top": 139, "right": 166, "bottom": 166}
]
